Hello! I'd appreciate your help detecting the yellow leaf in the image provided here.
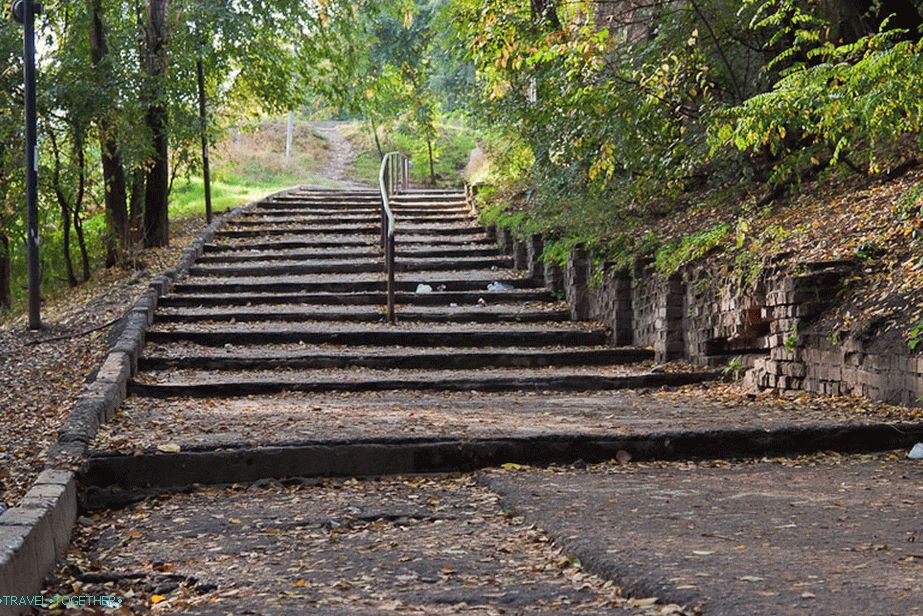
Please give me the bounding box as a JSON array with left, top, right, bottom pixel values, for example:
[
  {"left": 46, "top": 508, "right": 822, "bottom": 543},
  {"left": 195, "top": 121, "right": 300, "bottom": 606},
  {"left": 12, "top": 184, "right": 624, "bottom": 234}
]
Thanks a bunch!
[
  {"left": 500, "top": 463, "right": 522, "bottom": 470},
  {"left": 293, "top": 579, "right": 306, "bottom": 587},
  {"left": 150, "top": 595, "right": 167, "bottom": 605}
]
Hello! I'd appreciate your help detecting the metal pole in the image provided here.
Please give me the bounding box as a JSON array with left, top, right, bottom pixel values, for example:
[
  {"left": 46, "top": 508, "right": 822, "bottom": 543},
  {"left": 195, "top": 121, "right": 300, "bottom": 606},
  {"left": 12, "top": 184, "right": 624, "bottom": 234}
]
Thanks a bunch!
[
  {"left": 22, "top": 0, "right": 40, "bottom": 330},
  {"left": 386, "top": 233, "right": 395, "bottom": 323},
  {"left": 196, "top": 57, "right": 212, "bottom": 224}
]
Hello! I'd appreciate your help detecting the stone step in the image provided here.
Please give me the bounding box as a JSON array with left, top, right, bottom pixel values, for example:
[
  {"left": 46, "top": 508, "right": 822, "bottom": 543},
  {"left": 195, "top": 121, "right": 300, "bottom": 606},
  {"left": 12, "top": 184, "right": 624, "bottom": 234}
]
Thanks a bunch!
[
  {"left": 205, "top": 238, "right": 495, "bottom": 255},
  {"left": 238, "top": 213, "right": 473, "bottom": 224},
  {"left": 129, "top": 367, "right": 715, "bottom": 397},
  {"left": 139, "top": 346, "right": 651, "bottom": 371},
  {"left": 158, "top": 289, "right": 557, "bottom": 307},
  {"left": 255, "top": 203, "right": 469, "bottom": 214},
  {"left": 390, "top": 196, "right": 466, "bottom": 203},
  {"left": 173, "top": 274, "right": 540, "bottom": 295},
  {"left": 205, "top": 239, "right": 373, "bottom": 251},
  {"left": 196, "top": 247, "right": 502, "bottom": 263},
  {"left": 215, "top": 225, "right": 485, "bottom": 239},
  {"left": 145, "top": 325, "right": 610, "bottom": 347},
  {"left": 197, "top": 249, "right": 379, "bottom": 263},
  {"left": 188, "top": 257, "right": 513, "bottom": 277},
  {"left": 271, "top": 194, "right": 382, "bottom": 202},
  {"left": 153, "top": 305, "right": 569, "bottom": 324}
]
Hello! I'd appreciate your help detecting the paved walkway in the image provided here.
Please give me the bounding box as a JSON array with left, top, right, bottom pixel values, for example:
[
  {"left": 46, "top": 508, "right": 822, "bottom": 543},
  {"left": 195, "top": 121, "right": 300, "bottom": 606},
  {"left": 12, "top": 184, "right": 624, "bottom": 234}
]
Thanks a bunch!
[{"left": 39, "top": 185, "right": 923, "bottom": 613}]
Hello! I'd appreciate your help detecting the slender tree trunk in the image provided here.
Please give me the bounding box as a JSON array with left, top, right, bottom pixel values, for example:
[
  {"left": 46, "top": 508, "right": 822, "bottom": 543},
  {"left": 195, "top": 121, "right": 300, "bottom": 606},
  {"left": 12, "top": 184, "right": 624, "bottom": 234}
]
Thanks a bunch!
[
  {"left": 0, "top": 234, "right": 10, "bottom": 310},
  {"left": 129, "top": 168, "right": 145, "bottom": 242},
  {"left": 49, "top": 131, "right": 77, "bottom": 287},
  {"left": 369, "top": 117, "right": 384, "bottom": 159},
  {"left": 196, "top": 55, "right": 213, "bottom": 223},
  {"left": 143, "top": 0, "right": 171, "bottom": 247},
  {"left": 73, "top": 135, "right": 91, "bottom": 282},
  {"left": 87, "top": 0, "right": 129, "bottom": 266},
  {"left": 427, "top": 138, "right": 435, "bottom": 186}
]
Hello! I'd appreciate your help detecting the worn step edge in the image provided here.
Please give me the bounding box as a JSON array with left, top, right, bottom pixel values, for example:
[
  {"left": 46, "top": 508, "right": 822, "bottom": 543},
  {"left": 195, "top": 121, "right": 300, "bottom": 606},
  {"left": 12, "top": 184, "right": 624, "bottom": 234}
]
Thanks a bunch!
[
  {"left": 158, "top": 290, "right": 557, "bottom": 307},
  {"left": 195, "top": 249, "right": 502, "bottom": 263},
  {"left": 237, "top": 214, "right": 473, "bottom": 222},
  {"left": 172, "top": 278, "right": 543, "bottom": 294},
  {"left": 79, "top": 422, "right": 923, "bottom": 502},
  {"left": 188, "top": 258, "right": 514, "bottom": 277},
  {"left": 204, "top": 237, "right": 494, "bottom": 251},
  {"left": 127, "top": 372, "right": 717, "bottom": 398},
  {"left": 153, "top": 309, "right": 569, "bottom": 324},
  {"left": 138, "top": 348, "right": 653, "bottom": 371},
  {"left": 215, "top": 226, "right": 485, "bottom": 238},
  {"left": 144, "top": 328, "right": 608, "bottom": 347}
]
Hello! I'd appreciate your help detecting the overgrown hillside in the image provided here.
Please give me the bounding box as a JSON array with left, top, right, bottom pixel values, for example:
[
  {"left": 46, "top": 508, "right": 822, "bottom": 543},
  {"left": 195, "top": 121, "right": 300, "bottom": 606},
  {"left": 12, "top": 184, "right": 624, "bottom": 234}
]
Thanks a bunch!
[
  {"left": 447, "top": 0, "right": 923, "bottom": 361},
  {"left": 343, "top": 121, "right": 477, "bottom": 187},
  {"left": 0, "top": 118, "right": 330, "bottom": 319}
]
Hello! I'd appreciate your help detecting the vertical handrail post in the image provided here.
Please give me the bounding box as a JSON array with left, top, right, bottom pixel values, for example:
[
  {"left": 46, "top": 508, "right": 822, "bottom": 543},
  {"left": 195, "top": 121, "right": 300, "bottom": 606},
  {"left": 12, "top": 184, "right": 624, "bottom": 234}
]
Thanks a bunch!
[
  {"left": 386, "top": 233, "right": 396, "bottom": 323},
  {"left": 379, "top": 151, "right": 407, "bottom": 325}
]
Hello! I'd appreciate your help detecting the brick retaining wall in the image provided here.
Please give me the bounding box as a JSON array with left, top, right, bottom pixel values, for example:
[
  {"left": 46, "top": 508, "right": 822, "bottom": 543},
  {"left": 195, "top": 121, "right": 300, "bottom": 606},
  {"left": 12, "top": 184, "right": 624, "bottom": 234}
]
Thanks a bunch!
[{"left": 542, "top": 241, "right": 922, "bottom": 406}]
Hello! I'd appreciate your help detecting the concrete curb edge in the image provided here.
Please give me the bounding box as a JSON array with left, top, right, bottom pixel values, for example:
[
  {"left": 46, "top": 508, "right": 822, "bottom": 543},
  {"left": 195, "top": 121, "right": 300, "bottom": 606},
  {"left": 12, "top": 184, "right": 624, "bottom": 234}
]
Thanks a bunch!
[{"left": 0, "top": 187, "right": 295, "bottom": 612}]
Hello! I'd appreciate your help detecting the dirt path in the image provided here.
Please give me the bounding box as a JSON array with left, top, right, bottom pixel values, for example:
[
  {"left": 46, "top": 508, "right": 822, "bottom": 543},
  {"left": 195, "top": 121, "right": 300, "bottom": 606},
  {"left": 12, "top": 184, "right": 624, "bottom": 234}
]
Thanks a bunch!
[{"left": 309, "top": 121, "right": 369, "bottom": 189}]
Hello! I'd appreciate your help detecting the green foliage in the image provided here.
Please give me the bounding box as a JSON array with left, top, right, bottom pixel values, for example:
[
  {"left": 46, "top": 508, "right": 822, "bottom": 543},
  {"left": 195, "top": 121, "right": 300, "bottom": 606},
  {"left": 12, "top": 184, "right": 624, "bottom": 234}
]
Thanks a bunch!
[
  {"left": 895, "top": 185, "right": 923, "bottom": 225},
  {"left": 910, "top": 320, "right": 923, "bottom": 351},
  {"left": 784, "top": 322, "right": 799, "bottom": 351},
  {"left": 713, "top": 18, "right": 923, "bottom": 182},
  {"left": 654, "top": 224, "right": 730, "bottom": 275},
  {"left": 347, "top": 122, "right": 476, "bottom": 186},
  {"left": 722, "top": 356, "right": 744, "bottom": 376}
]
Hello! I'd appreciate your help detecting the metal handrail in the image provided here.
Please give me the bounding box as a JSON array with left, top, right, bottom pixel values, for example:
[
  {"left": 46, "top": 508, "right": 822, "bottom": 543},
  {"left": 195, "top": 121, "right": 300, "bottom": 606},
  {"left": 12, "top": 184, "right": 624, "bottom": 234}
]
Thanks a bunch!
[{"left": 378, "top": 152, "right": 410, "bottom": 323}]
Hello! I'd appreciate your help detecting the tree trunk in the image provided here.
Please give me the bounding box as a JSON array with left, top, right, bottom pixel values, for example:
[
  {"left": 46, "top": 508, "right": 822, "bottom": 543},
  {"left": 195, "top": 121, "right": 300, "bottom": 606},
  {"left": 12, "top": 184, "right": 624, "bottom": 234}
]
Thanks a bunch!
[
  {"left": 87, "top": 0, "right": 129, "bottom": 266},
  {"left": 143, "top": 0, "right": 170, "bottom": 247},
  {"left": 49, "top": 131, "right": 77, "bottom": 287},
  {"left": 196, "top": 55, "right": 213, "bottom": 223},
  {"left": 370, "top": 117, "right": 384, "bottom": 159},
  {"left": 0, "top": 234, "right": 10, "bottom": 310},
  {"left": 73, "top": 134, "right": 91, "bottom": 282},
  {"left": 427, "top": 138, "right": 435, "bottom": 186},
  {"left": 129, "top": 168, "right": 145, "bottom": 242}
]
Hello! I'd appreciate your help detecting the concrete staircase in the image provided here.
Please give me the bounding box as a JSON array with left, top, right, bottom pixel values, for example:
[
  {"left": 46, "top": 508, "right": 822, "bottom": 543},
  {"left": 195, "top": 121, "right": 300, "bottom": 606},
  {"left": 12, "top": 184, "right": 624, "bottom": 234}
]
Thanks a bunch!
[{"left": 130, "top": 187, "right": 715, "bottom": 398}]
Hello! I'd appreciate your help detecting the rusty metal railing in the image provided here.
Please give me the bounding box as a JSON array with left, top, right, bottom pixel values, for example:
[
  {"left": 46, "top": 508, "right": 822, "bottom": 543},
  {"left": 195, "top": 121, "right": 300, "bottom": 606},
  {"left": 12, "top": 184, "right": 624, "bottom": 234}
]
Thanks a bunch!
[{"left": 378, "top": 152, "right": 410, "bottom": 323}]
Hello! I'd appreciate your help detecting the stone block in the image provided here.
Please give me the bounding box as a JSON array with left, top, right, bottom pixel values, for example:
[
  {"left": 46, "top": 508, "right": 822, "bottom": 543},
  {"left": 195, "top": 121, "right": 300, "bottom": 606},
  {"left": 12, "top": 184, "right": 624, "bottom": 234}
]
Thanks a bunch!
[{"left": 565, "top": 246, "right": 591, "bottom": 320}]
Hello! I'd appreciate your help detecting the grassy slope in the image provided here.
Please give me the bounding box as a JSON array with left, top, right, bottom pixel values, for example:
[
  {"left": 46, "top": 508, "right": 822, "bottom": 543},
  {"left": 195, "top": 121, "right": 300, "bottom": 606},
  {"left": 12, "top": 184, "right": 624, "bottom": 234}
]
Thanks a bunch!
[
  {"left": 343, "top": 121, "right": 477, "bottom": 187},
  {"left": 477, "top": 158, "right": 923, "bottom": 356},
  {"left": 3, "top": 118, "right": 333, "bottom": 315}
]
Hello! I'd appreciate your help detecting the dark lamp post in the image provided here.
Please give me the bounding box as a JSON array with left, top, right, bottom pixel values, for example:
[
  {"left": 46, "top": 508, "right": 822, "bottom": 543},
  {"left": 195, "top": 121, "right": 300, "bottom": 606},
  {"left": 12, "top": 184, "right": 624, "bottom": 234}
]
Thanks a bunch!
[{"left": 12, "top": 0, "right": 42, "bottom": 330}]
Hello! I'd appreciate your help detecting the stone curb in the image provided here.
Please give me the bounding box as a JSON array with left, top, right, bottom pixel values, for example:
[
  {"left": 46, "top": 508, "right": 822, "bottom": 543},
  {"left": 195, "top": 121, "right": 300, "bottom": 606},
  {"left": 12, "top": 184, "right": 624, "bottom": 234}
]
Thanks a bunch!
[
  {"left": 0, "top": 188, "right": 294, "bottom": 612},
  {"left": 78, "top": 421, "right": 923, "bottom": 506}
]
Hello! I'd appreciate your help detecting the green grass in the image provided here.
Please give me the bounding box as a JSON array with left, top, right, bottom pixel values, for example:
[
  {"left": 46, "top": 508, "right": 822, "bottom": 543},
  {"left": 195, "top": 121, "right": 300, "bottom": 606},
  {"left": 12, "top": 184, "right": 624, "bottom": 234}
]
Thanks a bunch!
[
  {"left": 2, "top": 118, "right": 339, "bottom": 316},
  {"left": 346, "top": 122, "right": 477, "bottom": 187},
  {"left": 170, "top": 173, "right": 305, "bottom": 219}
]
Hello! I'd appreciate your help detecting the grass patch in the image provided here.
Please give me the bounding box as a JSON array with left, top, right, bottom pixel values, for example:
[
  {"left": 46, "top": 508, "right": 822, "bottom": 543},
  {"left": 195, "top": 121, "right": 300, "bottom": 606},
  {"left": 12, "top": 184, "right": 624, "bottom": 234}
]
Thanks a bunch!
[
  {"left": 344, "top": 121, "right": 476, "bottom": 187},
  {"left": 3, "top": 117, "right": 337, "bottom": 315}
]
